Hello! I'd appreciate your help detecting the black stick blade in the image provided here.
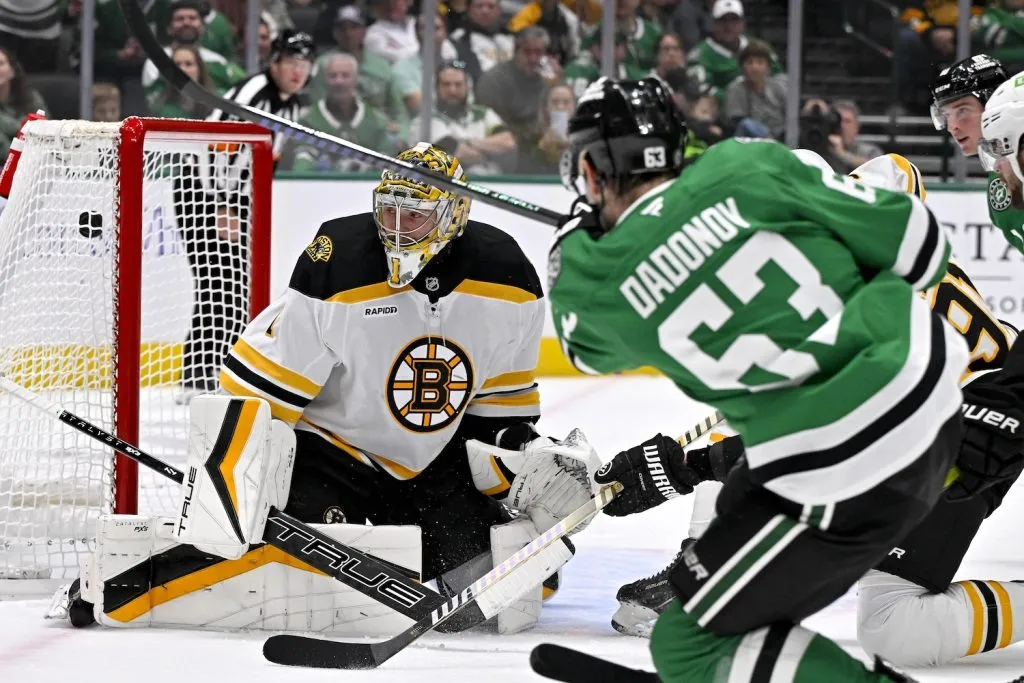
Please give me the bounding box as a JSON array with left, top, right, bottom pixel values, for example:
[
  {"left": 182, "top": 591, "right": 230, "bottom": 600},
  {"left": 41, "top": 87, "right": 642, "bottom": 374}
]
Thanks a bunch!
[
  {"left": 530, "top": 644, "right": 660, "bottom": 683},
  {"left": 263, "top": 635, "right": 380, "bottom": 669}
]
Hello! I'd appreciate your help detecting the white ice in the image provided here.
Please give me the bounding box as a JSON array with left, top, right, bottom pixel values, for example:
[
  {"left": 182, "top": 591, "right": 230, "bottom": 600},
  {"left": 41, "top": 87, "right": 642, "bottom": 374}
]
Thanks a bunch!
[{"left": 2, "top": 376, "right": 1023, "bottom": 682}]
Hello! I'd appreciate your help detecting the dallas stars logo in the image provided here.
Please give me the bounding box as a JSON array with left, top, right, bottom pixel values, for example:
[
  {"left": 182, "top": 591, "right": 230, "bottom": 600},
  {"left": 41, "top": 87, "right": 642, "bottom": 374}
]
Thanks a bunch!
[{"left": 990, "top": 176, "right": 1012, "bottom": 212}]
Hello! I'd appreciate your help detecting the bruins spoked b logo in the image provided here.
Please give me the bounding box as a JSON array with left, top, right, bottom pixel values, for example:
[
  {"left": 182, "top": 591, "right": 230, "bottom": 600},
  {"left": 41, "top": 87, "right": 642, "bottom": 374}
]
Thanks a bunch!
[{"left": 387, "top": 337, "right": 473, "bottom": 432}]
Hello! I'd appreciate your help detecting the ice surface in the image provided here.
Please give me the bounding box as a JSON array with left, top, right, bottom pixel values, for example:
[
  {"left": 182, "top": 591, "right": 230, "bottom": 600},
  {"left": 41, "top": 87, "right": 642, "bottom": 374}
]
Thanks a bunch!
[{"left": 1, "top": 376, "right": 1022, "bottom": 682}]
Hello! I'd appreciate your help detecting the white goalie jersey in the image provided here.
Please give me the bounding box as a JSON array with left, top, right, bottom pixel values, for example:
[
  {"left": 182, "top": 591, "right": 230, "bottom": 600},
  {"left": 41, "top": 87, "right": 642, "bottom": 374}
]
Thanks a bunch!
[{"left": 219, "top": 213, "right": 545, "bottom": 479}]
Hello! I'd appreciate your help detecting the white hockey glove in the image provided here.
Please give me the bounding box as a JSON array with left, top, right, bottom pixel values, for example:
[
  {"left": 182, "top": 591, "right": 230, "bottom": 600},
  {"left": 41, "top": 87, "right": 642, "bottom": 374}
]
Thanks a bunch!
[
  {"left": 175, "top": 395, "right": 296, "bottom": 559},
  {"left": 467, "top": 423, "right": 601, "bottom": 535}
]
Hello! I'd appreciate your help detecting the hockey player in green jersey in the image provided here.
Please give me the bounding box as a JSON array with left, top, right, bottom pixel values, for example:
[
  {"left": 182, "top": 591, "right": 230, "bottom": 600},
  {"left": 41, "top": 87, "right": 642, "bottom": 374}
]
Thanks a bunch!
[
  {"left": 600, "top": 152, "right": 1024, "bottom": 671},
  {"left": 549, "top": 77, "right": 1024, "bottom": 682},
  {"left": 929, "top": 54, "right": 1024, "bottom": 251},
  {"left": 980, "top": 68, "right": 1024, "bottom": 257}
]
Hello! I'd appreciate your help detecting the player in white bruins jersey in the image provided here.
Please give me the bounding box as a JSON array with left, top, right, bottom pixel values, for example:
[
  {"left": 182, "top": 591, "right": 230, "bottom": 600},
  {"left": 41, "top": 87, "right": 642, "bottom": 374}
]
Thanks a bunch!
[
  {"left": 604, "top": 153, "right": 1024, "bottom": 670},
  {"left": 223, "top": 142, "right": 600, "bottom": 602},
  {"left": 49, "top": 143, "right": 598, "bottom": 636}
]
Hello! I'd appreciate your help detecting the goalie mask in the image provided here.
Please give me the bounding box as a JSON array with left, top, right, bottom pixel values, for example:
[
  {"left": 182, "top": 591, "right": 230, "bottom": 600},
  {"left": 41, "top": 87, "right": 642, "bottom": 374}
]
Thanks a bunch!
[{"left": 373, "top": 143, "right": 471, "bottom": 287}]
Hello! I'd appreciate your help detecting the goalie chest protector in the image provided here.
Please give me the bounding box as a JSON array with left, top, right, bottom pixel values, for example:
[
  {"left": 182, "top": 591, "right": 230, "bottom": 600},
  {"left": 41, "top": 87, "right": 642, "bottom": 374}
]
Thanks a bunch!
[{"left": 220, "top": 213, "right": 545, "bottom": 480}]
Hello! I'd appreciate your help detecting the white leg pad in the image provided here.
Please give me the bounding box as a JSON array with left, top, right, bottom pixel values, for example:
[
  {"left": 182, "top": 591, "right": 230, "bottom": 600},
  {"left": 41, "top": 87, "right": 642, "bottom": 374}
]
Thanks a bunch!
[
  {"left": 84, "top": 514, "right": 421, "bottom": 637},
  {"left": 176, "top": 395, "right": 296, "bottom": 560},
  {"left": 490, "top": 517, "right": 544, "bottom": 634}
]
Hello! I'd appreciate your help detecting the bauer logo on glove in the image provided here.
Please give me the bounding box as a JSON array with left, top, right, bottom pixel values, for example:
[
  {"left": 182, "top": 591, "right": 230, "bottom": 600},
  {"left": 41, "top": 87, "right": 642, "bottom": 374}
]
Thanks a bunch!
[{"left": 960, "top": 403, "right": 1020, "bottom": 432}]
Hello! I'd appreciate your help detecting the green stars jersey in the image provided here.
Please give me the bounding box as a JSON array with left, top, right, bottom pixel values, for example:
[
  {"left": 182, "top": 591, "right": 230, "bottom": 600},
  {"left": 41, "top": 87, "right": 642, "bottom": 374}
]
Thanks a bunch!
[
  {"left": 986, "top": 172, "right": 1024, "bottom": 253},
  {"left": 581, "top": 17, "right": 661, "bottom": 70},
  {"left": 549, "top": 139, "right": 969, "bottom": 504},
  {"left": 564, "top": 55, "right": 649, "bottom": 99},
  {"left": 687, "top": 35, "right": 783, "bottom": 102},
  {"left": 289, "top": 98, "right": 394, "bottom": 172},
  {"left": 973, "top": 7, "right": 1024, "bottom": 67}
]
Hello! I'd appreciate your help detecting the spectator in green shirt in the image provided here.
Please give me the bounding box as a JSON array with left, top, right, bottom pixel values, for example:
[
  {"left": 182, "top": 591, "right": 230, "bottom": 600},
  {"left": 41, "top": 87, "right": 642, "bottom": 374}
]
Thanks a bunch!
[
  {"left": 289, "top": 53, "right": 394, "bottom": 172},
  {"left": 686, "top": 0, "right": 782, "bottom": 103},
  {"left": 93, "top": 0, "right": 169, "bottom": 113},
  {"left": 581, "top": 0, "right": 662, "bottom": 70},
  {"left": 141, "top": 0, "right": 246, "bottom": 110},
  {"left": 308, "top": 5, "right": 407, "bottom": 137},
  {"left": 564, "top": 30, "right": 648, "bottom": 99},
  {"left": 150, "top": 44, "right": 217, "bottom": 119},
  {"left": 200, "top": 2, "right": 237, "bottom": 60},
  {"left": 0, "top": 47, "right": 46, "bottom": 156},
  {"left": 974, "top": 0, "right": 1024, "bottom": 73}
]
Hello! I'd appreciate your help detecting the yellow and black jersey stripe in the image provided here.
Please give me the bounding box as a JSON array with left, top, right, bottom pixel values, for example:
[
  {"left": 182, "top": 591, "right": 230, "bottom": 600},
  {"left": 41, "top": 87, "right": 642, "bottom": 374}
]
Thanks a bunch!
[
  {"left": 457, "top": 368, "right": 541, "bottom": 420},
  {"left": 219, "top": 338, "right": 322, "bottom": 425},
  {"left": 958, "top": 579, "right": 1015, "bottom": 656},
  {"left": 927, "top": 259, "right": 1014, "bottom": 384}
]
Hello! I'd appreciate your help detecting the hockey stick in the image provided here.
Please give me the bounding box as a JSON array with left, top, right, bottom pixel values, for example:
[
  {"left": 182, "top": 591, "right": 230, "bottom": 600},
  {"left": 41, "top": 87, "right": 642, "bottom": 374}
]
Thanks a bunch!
[
  {"left": 116, "top": 0, "right": 561, "bottom": 227},
  {"left": 0, "top": 375, "right": 445, "bottom": 620},
  {"left": 531, "top": 644, "right": 659, "bottom": 682},
  {"left": 261, "top": 410, "right": 725, "bottom": 670},
  {"left": 262, "top": 483, "right": 617, "bottom": 669}
]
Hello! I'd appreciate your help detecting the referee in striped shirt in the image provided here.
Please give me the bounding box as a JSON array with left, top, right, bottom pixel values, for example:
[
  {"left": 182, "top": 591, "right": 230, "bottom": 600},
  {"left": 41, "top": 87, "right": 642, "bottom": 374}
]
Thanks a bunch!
[
  {"left": 176, "top": 30, "right": 315, "bottom": 402},
  {"left": 208, "top": 28, "right": 315, "bottom": 159}
]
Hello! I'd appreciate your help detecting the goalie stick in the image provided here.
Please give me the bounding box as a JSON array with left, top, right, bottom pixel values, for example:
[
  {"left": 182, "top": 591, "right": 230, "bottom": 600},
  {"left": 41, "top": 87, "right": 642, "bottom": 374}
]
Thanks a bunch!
[
  {"left": 0, "top": 375, "right": 446, "bottom": 621},
  {"left": 262, "top": 483, "right": 617, "bottom": 669},
  {"left": 116, "top": 0, "right": 561, "bottom": 227},
  {"left": 261, "top": 411, "right": 725, "bottom": 670}
]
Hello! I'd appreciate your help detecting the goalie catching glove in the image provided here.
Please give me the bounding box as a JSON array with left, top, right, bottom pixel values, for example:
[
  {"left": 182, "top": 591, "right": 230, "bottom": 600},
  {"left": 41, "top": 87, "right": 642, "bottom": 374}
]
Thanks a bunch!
[
  {"left": 595, "top": 432, "right": 744, "bottom": 517},
  {"left": 466, "top": 423, "right": 601, "bottom": 534}
]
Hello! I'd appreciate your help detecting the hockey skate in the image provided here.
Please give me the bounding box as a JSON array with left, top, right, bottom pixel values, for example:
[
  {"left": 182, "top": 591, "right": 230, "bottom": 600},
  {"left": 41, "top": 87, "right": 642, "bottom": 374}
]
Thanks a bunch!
[{"left": 611, "top": 537, "right": 694, "bottom": 638}]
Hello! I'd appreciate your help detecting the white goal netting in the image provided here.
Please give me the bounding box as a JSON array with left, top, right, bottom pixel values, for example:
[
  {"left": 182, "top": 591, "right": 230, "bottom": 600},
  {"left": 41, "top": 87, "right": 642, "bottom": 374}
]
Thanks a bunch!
[{"left": 0, "top": 119, "right": 267, "bottom": 581}]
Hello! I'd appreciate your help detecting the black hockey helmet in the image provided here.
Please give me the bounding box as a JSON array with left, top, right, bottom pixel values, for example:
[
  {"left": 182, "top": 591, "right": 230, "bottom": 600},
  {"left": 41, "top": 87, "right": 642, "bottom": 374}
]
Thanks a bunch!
[
  {"left": 930, "top": 54, "right": 1007, "bottom": 129},
  {"left": 561, "top": 77, "right": 686, "bottom": 199},
  {"left": 269, "top": 29, "right": 316, "bottom": 62}
]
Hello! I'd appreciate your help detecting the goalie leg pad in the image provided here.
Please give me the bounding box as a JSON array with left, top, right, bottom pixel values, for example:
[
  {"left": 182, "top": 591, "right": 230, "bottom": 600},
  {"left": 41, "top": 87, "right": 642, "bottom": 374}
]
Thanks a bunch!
[
  {"left": 81, "top": 514, "right": 422, "bottom": 636},
  {"left": 490, "top": 517, "right": 546, "bottom": 635},
  {"left": 176, "top": 395, "right": 296, "bottom": 559}
]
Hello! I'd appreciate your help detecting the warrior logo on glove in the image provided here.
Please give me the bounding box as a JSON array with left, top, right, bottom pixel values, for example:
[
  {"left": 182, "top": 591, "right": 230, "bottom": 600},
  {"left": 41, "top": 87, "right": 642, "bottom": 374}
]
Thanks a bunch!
[{"left": 386, "top": 336, "right": 473, "bottom": 432}]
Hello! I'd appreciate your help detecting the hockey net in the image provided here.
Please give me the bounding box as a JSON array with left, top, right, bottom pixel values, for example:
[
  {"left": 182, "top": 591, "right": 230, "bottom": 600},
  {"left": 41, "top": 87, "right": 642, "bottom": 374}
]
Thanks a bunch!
[{"left": 0, "top": 118, "right": 272, "bottom": 585}]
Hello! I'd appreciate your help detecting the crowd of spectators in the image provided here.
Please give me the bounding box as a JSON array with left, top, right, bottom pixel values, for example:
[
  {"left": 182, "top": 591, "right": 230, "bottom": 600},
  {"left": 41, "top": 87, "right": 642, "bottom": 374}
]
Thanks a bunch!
[
  {"left": 0, "top": 0, "right": 885, "bottom": 175},
  {"left": 894, "top": 0, "right": 1024, "bottom": 114}
]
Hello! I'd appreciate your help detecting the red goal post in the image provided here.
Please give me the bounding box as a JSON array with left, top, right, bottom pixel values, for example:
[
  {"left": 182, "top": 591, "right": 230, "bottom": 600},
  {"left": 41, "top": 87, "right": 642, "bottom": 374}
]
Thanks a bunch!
[{"left": 113, "top": 117, "right": 273, "bottom": 515}]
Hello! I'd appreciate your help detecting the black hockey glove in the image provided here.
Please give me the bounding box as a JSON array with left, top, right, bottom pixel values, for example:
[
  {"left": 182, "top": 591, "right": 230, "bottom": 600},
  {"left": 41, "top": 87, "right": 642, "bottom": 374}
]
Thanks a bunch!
[
  {"left": 594, "top": 434, "right": 704, "bottom": 516},
  {"left": 947, "top": 379, "right": 1024, "bottom": 501},
  {"left": 683, "top": 434, "right": 746, "bottom": 483},
  {"left": 557, "top": 197, "right": 603, "bottom": 238}
]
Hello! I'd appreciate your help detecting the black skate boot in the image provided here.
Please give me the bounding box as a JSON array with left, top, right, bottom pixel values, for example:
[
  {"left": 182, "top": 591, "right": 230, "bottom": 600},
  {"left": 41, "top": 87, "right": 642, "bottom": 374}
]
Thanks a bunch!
[{"left": 611, "top": 537, "right": 694, "bottom": 638}]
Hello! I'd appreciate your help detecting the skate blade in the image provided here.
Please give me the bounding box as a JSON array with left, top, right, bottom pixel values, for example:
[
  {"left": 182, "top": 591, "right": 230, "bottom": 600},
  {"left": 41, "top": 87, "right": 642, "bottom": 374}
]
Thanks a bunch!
[{"left": 610, "top": 602, "right": 659, "bottom": 639}]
